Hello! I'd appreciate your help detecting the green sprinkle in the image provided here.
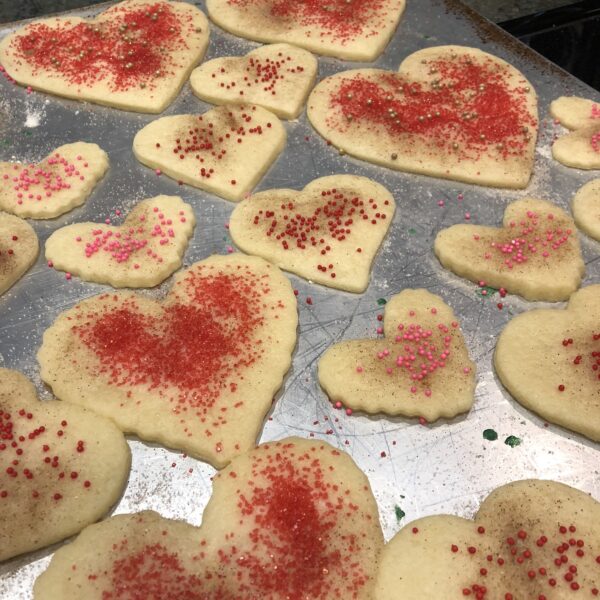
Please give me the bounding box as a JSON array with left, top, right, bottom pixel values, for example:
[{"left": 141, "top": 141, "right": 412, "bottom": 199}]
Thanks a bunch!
[
  {"left": 377, "top": 298, "right": 387, "bottom": 306},
  {"left": 504, "top": 435, "right": 522, "bottom": 448},
  {"left": 408, "top": 228, "right": 416, "bottom": 234},
  {"left": 483, "top": 428, "right": 498, "bottom": 441},
  {"left": 394, "top": 505, "right": 405, "bottom": 522}
]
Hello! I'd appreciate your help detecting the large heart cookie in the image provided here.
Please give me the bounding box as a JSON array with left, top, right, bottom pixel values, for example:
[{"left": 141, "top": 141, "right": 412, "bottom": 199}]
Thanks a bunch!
[
  {"left": 0, "top": 212, "right": 38, "bottom": 296},
  {"left": 434, "top": 198, "right": 585, "bottom": 302},
  {"left": 35, "top": 438, "right": 383, "bottom": 599},
  {"left": 206, "top": 0, "right": 405, "bottom": 62},
  {"left": 229, "top": 175, "right": 395, "bottom": 292},
  {"left": 375, "top": 480, "right": 600, "bottom": 599},
  {"left": 495, "top": 284, "right": 600, "bottom": 441},
  {"left": 0, "top": 368, "right": 130, "bottom": 561},
  {"left": 45, "top": 195, "right": 195, "bottom": 288},
  {"left": 572, "top": 179, "right": 600, "bottom": 241},
  {"left": 0, "top": 142, "right": 109, "bottom": 219},
  {"left": 0, "top": 0, "right": 209, "bottom": 113},
  {"left": 133, "top": 106, "right": 286, "bottom": 201},
  {"left": 190, "top": 43, "right": 318, "bottom": 120},
  {"left": 38, "top": 254, "right": 297, "bottom": 468},
  {"left": 308, "top": 46, "right": 538, "bottom": 188},
  {"left": 318, "top": 289, "right": 476, "bottom": 420}
]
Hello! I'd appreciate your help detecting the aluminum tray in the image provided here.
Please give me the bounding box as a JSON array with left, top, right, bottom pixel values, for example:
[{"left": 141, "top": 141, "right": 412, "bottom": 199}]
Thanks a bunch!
[{"left": 1, "top": 1, "right": 598, "bottom": 597}]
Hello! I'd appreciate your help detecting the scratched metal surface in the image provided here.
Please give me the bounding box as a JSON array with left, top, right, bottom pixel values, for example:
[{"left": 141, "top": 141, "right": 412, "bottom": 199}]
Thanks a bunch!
[{"left": 0, "top": 0, "right": 599, "bottom": 597}]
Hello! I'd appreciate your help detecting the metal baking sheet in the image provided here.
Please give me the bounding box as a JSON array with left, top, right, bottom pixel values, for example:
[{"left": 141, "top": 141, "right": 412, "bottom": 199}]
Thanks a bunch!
[{"left": 1, "top": 0, "right": 598, "bottom": 597}]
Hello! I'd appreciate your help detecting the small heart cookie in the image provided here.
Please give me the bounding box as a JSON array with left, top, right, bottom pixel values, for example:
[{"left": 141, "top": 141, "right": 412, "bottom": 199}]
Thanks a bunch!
[
  {"left": 0, "top": 0, "right": 209, "bottom": 113},
  {"left": 190, "top": 43, "right": 318, "bottom": 120},
  {"left": 572, "top": 179, "right": 600, "bottom": 241},
  {"left": 318, "top": 289, "right": 476, "bottom": 421},
  {"left": 308, "top": 46, "right": 538, "bottom": 188},
  {"left": 434, "top": 198, "right": 585, "bottom": 302},
  {"left": 206, "top": 0, "right": 406, "bottom": 62},
  {"left": 0, "top": 142, "right": 109, "bottom": 219},
  {"left": 35, "top": 438, "right": 383, "bottom": 599},
  {"left": 0, "top": 212, "right": 38, "bottom": 296},
  {"left": 375, "top": 480, "right": 600, "bottom": 599},
  {"left": 38, "top": 254, "right": 297, "bottom": 468},
  {"left": 45, "top": 195, "right": 195, "bottom": 288},
  {"left": 550, "top": 95, "right": 600, "bottom": 130},
  {"left": 552, "top": 125, "right": 600, "bottom": 170},
  {"left": 229, "top": 175, "right": 395, "bottom": 292},
  {"left": 495, "top": 284, "right": 600, "bottom": 441},
  {"left": 133, "top": 106, "right": 286, "bottom": 201},
  {"left": 0, "top": 368, "right": 130, "bottom": 561}
]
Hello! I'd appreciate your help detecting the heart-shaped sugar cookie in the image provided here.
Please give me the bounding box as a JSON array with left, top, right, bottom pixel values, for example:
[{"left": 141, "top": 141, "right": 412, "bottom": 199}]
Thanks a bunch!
[
  {"left": 0, "top": 368, "right": 130, "bottom": 561},
  {"left": 38, "top": 254, "right": 297, "bottom": 468},
  {"left": 0, "top": 0, "right": 209, "bottom": 113},
  {"left": 0, "top": 212, "right": 38, "bottom": 296},
  {"left": 375, "top": 480, "right": 600, "bottom": 599},
  {"left": 308, "top": 46, "right": 538, "bottom": 188},
  {"left": 35, "top": 438, "right": 383, "bottom": 599},
  {"left": 318, "top": 289, "right": 476, "bottom": 420},
  {"left": 550, "top": 96, "right": 600, "bottom": 130},
  {"left": 0, "top": 142, "right": 109, "bottom": 219},
  {"left": 206, "top": 0, "right": 405, "bottom": 62},
  {"left": 190, "top": 43, "right": 318, "bottom": 120},
  {"left": 434, "top": 198, "right": 585, "bottom": 302},
  {"left": 572, "top": 179, "right": 600, "bottom": 241},
  {"left": 45, "top": 195, "right": 195, "bottom": 288},
  {"left": 229, "top": 175, "right": 395, "bottom": 292},
  {"left": 552, "top": 125, "right": 600, "bottom": 170},
  {"left": 133, "top": 106, "right": 286, "bottom": 201},
  {"left": 495, "top": 284, "right": 600, "bottom": 441}
]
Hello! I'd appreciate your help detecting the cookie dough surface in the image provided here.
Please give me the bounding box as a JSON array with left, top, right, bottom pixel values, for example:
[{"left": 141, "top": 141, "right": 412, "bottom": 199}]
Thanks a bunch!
[
  {"left": 0, "top": 368, "right": 130, "bottom": 561},
  {"left": 206, "top": 0, "right": 405, "bottom": 62},
  {"left": 190, "top": 43, "right": 318, "bottom": 120},
  {"left": 0, "top": 142, "right": 109, "bottom": 219},
  {"left": 35, "top": 438, "right": 383, "bottom": 599},
  {"left": 572, "top": 179, "right": 600, "bottom": 240},
  {"left": 37, "top": 254, "right": 298, "bottom": 468},
  {"left": 495, "top": 284, "right": 600, "bottom": 441},
  {"left": 318, "top": 289, "right": 476, "bottom": 420},
  {"left": 0, "top": 0, "right": 209, "bottom": 113},
  {"left": 229, "top": 175, "right": 395, "bottom": 292},
  {"left": 375, "top": 480, "right": 600, "bottom": 599},
  {"left": 434, "top": 198, "right": 585, "bottom": 302},
  {"left": 0, "top": 212, "right": 38, "bottom": 296},
  {"left": 307, "top": 46, "right": 538, "bottom": 189},
  {"left": 133, "top": 106, "right": 286, "bottom": 201},
  {"left": 45, "top": 195, "right": 195, "bottom": 288}
]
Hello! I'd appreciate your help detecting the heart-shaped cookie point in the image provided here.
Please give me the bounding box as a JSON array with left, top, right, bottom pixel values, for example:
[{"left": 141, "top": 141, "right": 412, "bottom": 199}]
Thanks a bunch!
[
  {"left": 308, "top": 46, "right": 538, "bottom": 188},
  {"left": 34, "top": 437, "right": 384, "bottom": 599},
  {"left": 206, "top": 0, "right": 405, "bottom": 62},
  {"left": 45, "top": 195, "right": 195, "bottom": 288},
  {"left": 0, "top": 212, "right": 38, "bottom": 296},
  {"left": 38, "top": 254, "right": 298, "bottom": 468},
  {"left": 133, "top": 106, "right": 286, "bottom": 201},
  {"left": 318, "top": 289, "right": 476, "bottom": 421},
  {"left": 0, "top": 142, "right": 109, "bottom": 219},
  {"left": 0, "top": 0, "right": 209, "bottom": 113},
  {"left": 374, "top": 480, "right": 600, "bottom": 599},
  {"left": 495, "top": 284, "right": 600, "bottom": 441},
  {"left": 229, "top": 175, "right": 395, "bottom": 292},
  {"left": 0, "top": 368, "right": 130, "bottom": 561},
  {"left": 434, "top": 198, "right": 585, "bottom": 302},
  {"left": 190, "top": 43, "right": 318, "bottom": 120},
  {"left": 572, "top": 179, "right": 600, "bottom": 241}
]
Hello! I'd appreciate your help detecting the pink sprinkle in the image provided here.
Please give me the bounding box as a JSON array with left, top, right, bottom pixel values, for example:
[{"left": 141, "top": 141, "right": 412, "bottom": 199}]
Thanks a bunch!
[
  {"left": 226, "top": 246, "right": 234, "bottom": 254},
  {"left": 334, "top": 401, "right": 342, "bottom": 409},
  {"left": 155, "top": 169, "right": 162, "bottom": 176},
  {"left": 26, "top": 86, "right": 32, "bottom": 94},
  {"left": 376, "top": 326, "right": 383, "bottom": 334},
  {"left": 438, "top": 200, "right": 445, "bottom": 207},
  {"left": 356, "top": 365, "right": 363, "bottom": 373},
  {"left": 65, "top": 273, "right": 72, "bottom": 280},
  {"left": 465, "top": 212, "right": 471, "bottom": 220},
  {"left": 457, "top": 193, "right": 464, "bottom": 201},
  {"left": 345, "top": 408, "right": 353, "bottom": 416},
  {"left": 224, "top": 223, "right": 230, "bottom": 229},
  {"left": 463, "top": 367, "right": 471, "bottom": 374},
  {"left": 47, "top": 260, "right": 53, "bottom": 267}
]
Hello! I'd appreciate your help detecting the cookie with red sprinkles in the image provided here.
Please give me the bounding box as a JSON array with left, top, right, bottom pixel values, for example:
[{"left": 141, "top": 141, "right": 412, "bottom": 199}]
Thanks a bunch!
[
  {"left": 190, "top": 43, "right": 318, "bottom": 120},
  {"left": 34, "top": 437, "right": 383, "bottom": 599},
  {"left": 0, "top": 142, "right": 109, "bottom": 219},
  {"left": 206, "top": 0, "right": 405, "bottom": 62},
  {"left": 318, "top": 289, "right": 476, "bottom": 420},
  {"left": 0, "top": 368, "right": 130, "bottom": 561},
  {"left": 0, "top": 0, "right": 209, "bottom": 113},
  {"left": 307, "top": 45, "right": 538, "bottom": 188},
  {"left": 132, "top": 105, "right": 286, "bottom": 202},
  {"left": 495, "top": 284, "right": 600, "bottom": 441},
  {"left": 37, "top": 254, "right": 298, "bottom": 468},
  {"left": 434, "top": 198, "right": 584, "bottom": 302},
  {"left": 0, "top": 211, "right": 38, "bottom": 296},
  {"left": 374, "top": 479, "right": 600, "bottom": 599},
  {"left": 45, "top": 195, "right": 195, "bottom": 288},
  {"left": 229, "top": 174, "right": 395, "bottom": 292}
]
